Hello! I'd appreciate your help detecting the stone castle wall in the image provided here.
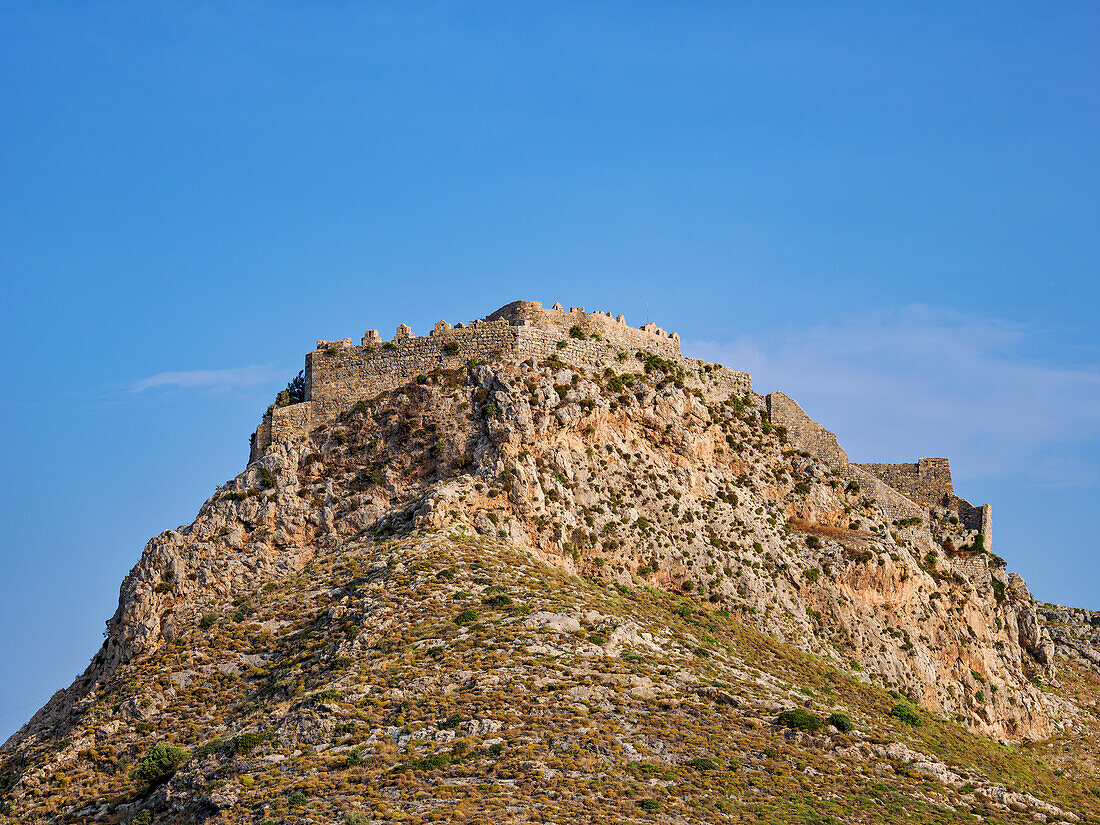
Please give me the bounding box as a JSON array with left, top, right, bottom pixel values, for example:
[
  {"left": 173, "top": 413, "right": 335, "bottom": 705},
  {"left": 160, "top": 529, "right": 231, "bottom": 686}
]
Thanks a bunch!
[
  {"left": 764, "top": 391, "right": 989, "bottom": 541},
  {"left": 853, "top": 459, "right": 992, "bottom": 543},
  {"left": 251, "top": 300, "right": 751, "bottom": 460},
  {"left": 853, "top": 458, "right": 955, "bottom": 507},
  {"left": 766, "top": 392, "right": 850, "bottom": 468}
]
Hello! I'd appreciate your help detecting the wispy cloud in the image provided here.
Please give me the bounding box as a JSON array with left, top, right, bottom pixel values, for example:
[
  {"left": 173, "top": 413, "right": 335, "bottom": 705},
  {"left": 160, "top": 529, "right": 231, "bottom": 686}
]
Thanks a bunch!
[
  {"left": 130, "top": 365, "right": 280, "bottom": 393},
  {"left": 684, "top": 306, "right": 1100, "bottom": 485}
]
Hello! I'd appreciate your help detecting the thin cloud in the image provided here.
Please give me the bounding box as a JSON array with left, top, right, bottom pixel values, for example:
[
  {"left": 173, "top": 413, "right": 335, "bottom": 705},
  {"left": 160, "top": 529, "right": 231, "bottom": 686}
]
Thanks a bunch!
[
  {"left": 130, "top": 365, "right": 280, "bottom": 393},
  {"left": 684, "top": 305, "right": 1100, "bottom": 485}
]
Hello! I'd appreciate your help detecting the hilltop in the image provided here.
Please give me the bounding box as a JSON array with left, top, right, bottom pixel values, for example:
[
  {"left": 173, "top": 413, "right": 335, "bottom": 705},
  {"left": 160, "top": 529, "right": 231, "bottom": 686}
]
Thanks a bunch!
[{"left": 2, "top": 301, "right": 1099, "bottom": 824}]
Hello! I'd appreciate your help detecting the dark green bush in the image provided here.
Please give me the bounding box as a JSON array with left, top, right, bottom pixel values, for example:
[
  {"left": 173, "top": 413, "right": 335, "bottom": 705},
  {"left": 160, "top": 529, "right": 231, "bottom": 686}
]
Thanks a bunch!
[
  {"left": 440, "top": 713, "right": 464, "bottom": 729},
  {"left": 688, "top": 757, "right": 719, "bottom": 770},
  {"left": 232, "top": 732, "right": 266, "bottom": 754},
  {"left": 991, "top": 579, "right": 1006, "bottom": 603},
  {"left": 776, "top": 708, "right": 823, "bottom": 732},
  {"left": 345, "top": 746, "right": 365, "bottom": 767},
  {"left": 637, "top": 798, "right": 662, "bottom": 812},
  {"left": 130, "top": 742, "right": 189, "bottom": 787},
  {"left": 412, "top": 753, "right": 451, "bottom": 771},
  {"left": 889, "top": 703, "right": 922, "bottom": 726},
  {"left": 827, "top": 712, "right": 854, "bottom": 732},
  {"left": 198, "top": 612, "right": 218, "bottom": 629},
  {"left": 274, "top": 370, "right": 305, "bottom": 408},
  {"left": 454, "top": 608, "right": 478, "bottom": 624}
]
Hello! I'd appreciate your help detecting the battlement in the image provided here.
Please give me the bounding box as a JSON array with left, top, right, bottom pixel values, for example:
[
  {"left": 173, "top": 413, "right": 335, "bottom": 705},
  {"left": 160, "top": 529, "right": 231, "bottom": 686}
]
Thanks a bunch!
[{"left": 251, "top": 300, "right": 751, "bottom": 460}]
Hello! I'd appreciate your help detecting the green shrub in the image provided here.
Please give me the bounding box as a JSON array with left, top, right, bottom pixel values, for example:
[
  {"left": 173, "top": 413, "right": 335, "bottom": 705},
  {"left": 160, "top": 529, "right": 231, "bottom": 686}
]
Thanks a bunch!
[
  {"left": 454, "top": 608, "right": 478, "bottom": 624},
  {"left": 488, "top": 742, "right": 504, "bottom": 756},
  {"left": 345, "top": 746, "right": 365, "bottom": 767},
  {"left": 482, "top": 594, "right": 513, "bottom": 609},
  {"left": 776, "top": 709, "right": 823, "bottom": 732},
  {"left": 827, "top": 712, "right": 854, "bottom": 732},
  {"left": 192, "top": 738, "right": 225, "bottom": 758},
  {"left": 130, "top": 742, "right": 189, "bottom": 787},
  {"left": 688, "top": 757, "right": 719, "bottom": 770},
  {"left": 311, "top": 688, "right": 341, "bottom": 704},
  {"left": 637, "top": 798, "right": 662, "bottom": 812},
  {"left": 198, "top": 612, "right": 218, "bottom": 629},
  {"left": 569, "top": 325, "right": 587, "bottom": 340},
  {"left": 232, "top": 732, "right": 266, "bottom": 754},
  {"left": 288, "top": 790, "right": 307, "bottom": 809},
  {"left": 412, "top": 753, "right": 451, "bottom": 771},
  {"left": 345, "top": 814, "right": 370, "bottom": 825},
  {"left": 442, "top": 341, "right": 460, "bottom": 355},
  {"left": 889, "top": 703, "right": 922, "bottom": 726},
  {"left": 991, "top": 579, "right": 1006, "bottom": 603},
  {"left": 440, "top": 713, "right": 464, "bottom": 729},
  {"left": 805, "top": 535, "right": 823, "bottom": 549}
]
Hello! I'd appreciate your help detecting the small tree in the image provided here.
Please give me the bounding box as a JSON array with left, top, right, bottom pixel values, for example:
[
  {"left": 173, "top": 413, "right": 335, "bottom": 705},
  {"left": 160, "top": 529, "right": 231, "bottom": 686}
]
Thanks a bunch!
[
  {"left": 889, "top": 703, "right": 922, "bottom": 727},
  {"left": 275, "top": 370, "right": 306, "bottom": 408},
  {"left": 776, "top": 708, "right": 823, "bottom": 731},
  {"left": 827, "top": 712, "right": 854, "bottom": 732},
  {"left": 131, "top": 742, "right": 189, "bottom": 788}
]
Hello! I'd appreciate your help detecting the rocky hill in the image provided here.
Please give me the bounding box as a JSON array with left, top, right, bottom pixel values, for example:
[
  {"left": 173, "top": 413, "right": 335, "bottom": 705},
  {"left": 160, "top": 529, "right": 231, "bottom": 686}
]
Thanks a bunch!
[{"left": 3, "top": 302, "right": 1099, "bottom": 824}]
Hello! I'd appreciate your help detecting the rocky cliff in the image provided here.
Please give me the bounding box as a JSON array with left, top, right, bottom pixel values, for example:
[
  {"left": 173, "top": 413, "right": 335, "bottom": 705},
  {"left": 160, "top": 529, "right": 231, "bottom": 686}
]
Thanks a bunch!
[{"left": 2, "top": 311, "right": 1097, "bottom": 824}]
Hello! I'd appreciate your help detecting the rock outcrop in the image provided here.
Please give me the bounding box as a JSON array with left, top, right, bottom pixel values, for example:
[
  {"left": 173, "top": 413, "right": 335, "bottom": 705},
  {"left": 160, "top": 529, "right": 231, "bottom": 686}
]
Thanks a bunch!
[{"left": 1, "top": 303, "right": 1093, "bottom": 824}]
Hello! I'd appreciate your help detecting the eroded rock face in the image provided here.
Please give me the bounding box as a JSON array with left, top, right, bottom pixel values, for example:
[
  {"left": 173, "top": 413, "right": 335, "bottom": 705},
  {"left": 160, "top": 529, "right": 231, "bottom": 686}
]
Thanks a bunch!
[
  {"left": 1038, "top": 605, "right": 1100, "bottom": 669},
  {"left": 3, "top": 353, "right": 1083, "bottom": 823},
  {"left": 6, "top": 359, "right": 1060, "bottom": 756}
]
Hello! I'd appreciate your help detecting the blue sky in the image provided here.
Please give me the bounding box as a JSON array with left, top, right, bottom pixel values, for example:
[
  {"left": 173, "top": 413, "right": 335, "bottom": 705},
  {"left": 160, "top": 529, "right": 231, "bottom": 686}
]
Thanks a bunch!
[{"left": 2, "top": 2, "right": 1098, "bottom": 741}]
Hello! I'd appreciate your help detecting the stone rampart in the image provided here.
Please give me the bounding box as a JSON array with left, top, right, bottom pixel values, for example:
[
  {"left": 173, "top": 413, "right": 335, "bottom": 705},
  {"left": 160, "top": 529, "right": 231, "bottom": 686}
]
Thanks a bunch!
[
  {"left": 250, "top": 300, "right": 751, "bottom": 459},
  {"left": 853, "top": 458, "right": 955, "bottom": 507},
  {"left": 764, "top": 391, "right": 986, "bottom": 536},
  {"left": 765, "top": 392, "right": 849, "bottom": 469}
]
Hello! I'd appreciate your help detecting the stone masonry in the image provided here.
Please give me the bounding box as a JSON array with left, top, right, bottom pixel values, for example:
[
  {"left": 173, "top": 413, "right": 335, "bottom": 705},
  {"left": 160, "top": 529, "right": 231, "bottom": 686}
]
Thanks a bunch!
[
  {"left": 252, "top": 300, "right": 751, "bottom": 460},
  {"left": 766, "top": 391, "right": 994, "bottom": 560}
]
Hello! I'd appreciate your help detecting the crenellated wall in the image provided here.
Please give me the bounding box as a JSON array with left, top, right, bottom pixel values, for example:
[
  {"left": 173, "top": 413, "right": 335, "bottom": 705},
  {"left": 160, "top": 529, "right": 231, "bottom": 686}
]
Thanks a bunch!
[{"left": 250, "top": 300, "right": 751, "bottom": 460}]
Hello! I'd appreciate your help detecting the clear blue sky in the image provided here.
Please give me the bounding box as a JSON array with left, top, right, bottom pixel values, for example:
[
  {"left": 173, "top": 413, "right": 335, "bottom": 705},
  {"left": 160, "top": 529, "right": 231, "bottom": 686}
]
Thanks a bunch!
[{"left": 2, "top": 2, "right": 1098, "bottom": 741}]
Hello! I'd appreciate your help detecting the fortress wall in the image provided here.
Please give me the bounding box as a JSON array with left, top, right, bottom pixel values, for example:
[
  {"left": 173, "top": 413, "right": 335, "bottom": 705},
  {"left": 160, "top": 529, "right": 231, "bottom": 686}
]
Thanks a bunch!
[
  {"left": 307, "top": 321, "right": 520, "bottom": 418},
  {"left": 765, "top": 392, "right": 849, "bottom": 468},
  {"left": 512, "top": 323, "right": 751, "bottom": 401},
  {"left": 949, "top": 554, "right": 993, "bottom": 586},
  {"left": 764, "top": 392, "right": 924, "bottom": 522},
  {"left": 840, "top": 465, "right": 926, "bottom": 523},
  {"left": 854, "top": 458, "right": 955, "bottom": 506},
  {"left": 253, "top": 301, "right": 752, "bottom": 457}
]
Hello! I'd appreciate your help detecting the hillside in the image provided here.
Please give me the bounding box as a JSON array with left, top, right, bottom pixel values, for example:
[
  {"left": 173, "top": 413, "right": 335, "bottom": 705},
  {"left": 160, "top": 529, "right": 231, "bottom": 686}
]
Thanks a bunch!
[{"left": 2, "top": 302, "right": 1098, "bottom": 824}]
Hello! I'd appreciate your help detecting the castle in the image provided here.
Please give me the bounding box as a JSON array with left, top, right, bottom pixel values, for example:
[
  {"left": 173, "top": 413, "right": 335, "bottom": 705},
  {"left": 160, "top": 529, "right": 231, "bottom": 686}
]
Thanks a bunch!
[
  {"left": 250, "top": 300, "right": 751, "bottom": 460},
  {"left": 251, "top": 299, "right": 991, "bottom": 554}
]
